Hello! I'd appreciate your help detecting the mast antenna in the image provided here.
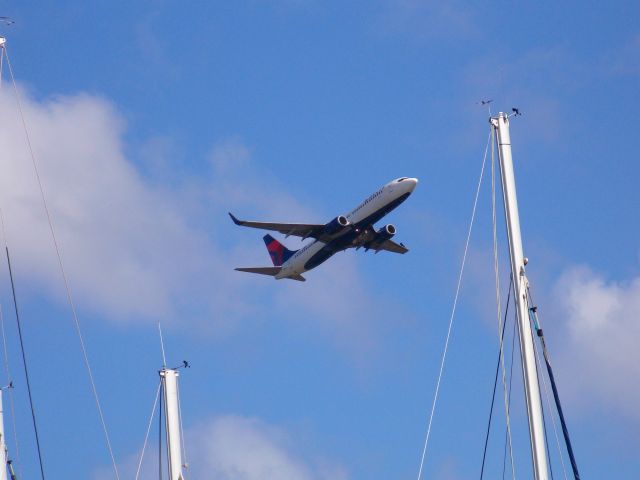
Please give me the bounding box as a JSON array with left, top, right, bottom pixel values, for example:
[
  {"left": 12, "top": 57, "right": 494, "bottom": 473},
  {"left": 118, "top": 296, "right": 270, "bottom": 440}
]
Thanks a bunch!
[{"left": 158, "top": 322, "right": 167, "bottom": 368}]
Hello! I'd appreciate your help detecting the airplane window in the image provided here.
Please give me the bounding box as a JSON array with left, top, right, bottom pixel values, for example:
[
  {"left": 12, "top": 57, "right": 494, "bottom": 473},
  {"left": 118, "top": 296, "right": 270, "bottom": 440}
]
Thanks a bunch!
[{"left": 397, "top": 177, "right": 408, "bottom": 182}]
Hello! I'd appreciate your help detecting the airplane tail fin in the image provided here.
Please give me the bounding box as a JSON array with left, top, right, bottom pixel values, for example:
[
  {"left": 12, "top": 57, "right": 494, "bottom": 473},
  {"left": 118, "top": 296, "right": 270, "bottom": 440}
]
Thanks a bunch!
[{"left": 263, "top": 234, "right": 297, "bottom": 266}]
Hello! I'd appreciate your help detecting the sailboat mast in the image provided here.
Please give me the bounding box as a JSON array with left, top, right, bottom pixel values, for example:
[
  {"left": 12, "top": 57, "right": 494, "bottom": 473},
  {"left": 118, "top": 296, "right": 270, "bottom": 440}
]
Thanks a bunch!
[
  {"left": 491, "top": 112, "right": 549, "bottom": 480},
  {"left": 0, "top": 37, "right": 6, "bottom": 480},
  {"left": 160, "top": 368, "right": 184, "bottom": 480},
  {"left": 0, "top": 389, "right": 7, "bottom": 480}
]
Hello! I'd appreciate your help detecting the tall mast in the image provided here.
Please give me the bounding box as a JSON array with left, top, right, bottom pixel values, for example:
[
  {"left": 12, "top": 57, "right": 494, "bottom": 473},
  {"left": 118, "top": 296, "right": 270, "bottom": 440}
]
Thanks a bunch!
[
  {"left": 491, "top": 112, "right": 549, "bottom": 480},
  {"left": 0, "top": 388, "right": 7, "bottom": 480},
  {"left": 160, "top": 368, "right": 184, "bottom": 480}
]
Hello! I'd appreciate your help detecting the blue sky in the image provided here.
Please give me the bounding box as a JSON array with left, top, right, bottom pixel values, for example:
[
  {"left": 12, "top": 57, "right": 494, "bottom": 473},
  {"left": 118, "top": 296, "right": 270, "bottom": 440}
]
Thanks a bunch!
[{"left": 0, "top": 1, "right": 637, "bottom": 478}]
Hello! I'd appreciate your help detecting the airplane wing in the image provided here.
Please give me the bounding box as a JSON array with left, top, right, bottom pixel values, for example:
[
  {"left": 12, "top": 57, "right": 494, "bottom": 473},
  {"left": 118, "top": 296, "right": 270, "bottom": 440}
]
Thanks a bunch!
[
  {"left": 374, "top": 239, "right": 409, "bottom": 254},
  {"left": 229, "top": 213, "right": 322, "bottom": 239}
]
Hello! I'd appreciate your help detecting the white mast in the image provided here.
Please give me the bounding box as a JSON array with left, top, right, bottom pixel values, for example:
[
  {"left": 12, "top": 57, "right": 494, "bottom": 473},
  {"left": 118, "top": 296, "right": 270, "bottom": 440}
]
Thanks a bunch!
[
  {"left": 0, "top": 388, "right": 7, "bottom": 480},
  {"left": 491, "top": 112, "right": 549, "bottom": 480},
  {"left": 160, "top": 368, "right": 184, "bottom": 480}
]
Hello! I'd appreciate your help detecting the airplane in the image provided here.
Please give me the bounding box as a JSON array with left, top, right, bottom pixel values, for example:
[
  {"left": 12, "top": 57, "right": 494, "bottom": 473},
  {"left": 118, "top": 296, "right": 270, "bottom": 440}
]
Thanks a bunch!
[{"left": 229, "top": 177, "right": 418, "bottom": 282}]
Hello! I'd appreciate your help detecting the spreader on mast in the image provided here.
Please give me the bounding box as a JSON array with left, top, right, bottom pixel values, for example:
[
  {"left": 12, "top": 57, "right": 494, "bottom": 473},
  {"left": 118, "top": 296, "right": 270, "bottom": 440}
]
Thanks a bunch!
[{"left": 491, "top": 112, "right": 549, "bottom": 480}]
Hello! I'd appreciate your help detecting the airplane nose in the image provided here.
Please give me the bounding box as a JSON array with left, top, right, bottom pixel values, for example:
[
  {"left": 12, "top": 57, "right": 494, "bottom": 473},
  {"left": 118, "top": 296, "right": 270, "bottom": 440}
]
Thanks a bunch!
[{"left": 407, "top": 178, "right": 418, "bottom": 192}]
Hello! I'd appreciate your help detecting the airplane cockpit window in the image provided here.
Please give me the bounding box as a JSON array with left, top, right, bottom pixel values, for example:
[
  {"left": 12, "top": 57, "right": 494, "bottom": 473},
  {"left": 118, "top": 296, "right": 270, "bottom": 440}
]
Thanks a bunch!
[{"left": 397, "top": 177, "right": 408, "bottom": 182}]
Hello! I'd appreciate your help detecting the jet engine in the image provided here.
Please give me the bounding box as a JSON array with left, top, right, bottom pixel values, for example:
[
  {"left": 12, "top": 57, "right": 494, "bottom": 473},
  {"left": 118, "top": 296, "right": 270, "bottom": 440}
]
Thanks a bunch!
[
  {"left": 376, "top": 224, "right": 396, "bottom": 240},
  {"left": 322, "top": 215, "right": 350, "bottom": 236},
  {"left": 362, "top": 224, "right": 397, "bottom": 251}
]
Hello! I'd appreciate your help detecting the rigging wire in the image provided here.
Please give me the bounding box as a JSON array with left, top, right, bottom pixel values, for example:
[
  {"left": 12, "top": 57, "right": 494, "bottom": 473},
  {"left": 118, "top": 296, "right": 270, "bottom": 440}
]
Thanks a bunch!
[
  {"left": 531, "top": 318, "right": 568, "bottom": 480},
  {"left": 135, "top": 380, "right": 162, "bottom": 480},
  {"left": 531, "top": 329, "right": 555, "bottom": 480},
  {"left": 3, "top": 45, "right": 120, "bottom": 479},
  {"left": 4, "top": 246, "right": 45, "bottom": 479},
  {"left": 542, "top": 336, "right": 580, "bottom": 479},
  {"left": 479, "top": 279, "right": 512, "bottom": 479},
  {"left": 416, "top": 128, "right": 492, "bottom": 480},
  {"left": 502, "top": 310, "right": 517, "bottom": 480},
  {"left": 528, "top": 288, "right": 580, "bottom": 480}
]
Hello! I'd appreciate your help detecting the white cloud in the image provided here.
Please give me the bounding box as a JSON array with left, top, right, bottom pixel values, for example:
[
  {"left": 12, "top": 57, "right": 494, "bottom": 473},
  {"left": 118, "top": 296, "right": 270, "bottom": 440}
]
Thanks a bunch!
[
  {"left": 207, "top": 138, "right": 318, "bottom": 223},
  {"left": 0, "top": 88, "right": 221, "bottom": 322},
  {"left": 94, "top": 415, "right": 348, "bottom": 480},
  {"left": 551, "top": 266, "right": 640, "bottom": 420},
  {"left": 0, "top": 86, "right": 390, "bottom": 358},
  {"left": 187, "top": 415, "right": 348, "bottom": 480},
  {"left": 210, "top": 137, "right": 252, "bottom": 175}
]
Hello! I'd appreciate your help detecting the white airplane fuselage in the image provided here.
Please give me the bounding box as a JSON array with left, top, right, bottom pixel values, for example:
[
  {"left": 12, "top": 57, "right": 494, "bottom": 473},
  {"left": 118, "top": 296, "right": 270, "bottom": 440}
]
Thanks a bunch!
[{"left": 275, "top": 177, "right": 417, "bottom": 279}]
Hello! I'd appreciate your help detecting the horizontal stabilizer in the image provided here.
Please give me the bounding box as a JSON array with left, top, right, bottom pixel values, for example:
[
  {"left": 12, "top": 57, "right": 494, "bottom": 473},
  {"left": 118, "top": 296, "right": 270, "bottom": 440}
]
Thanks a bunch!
[
  {"left": 235, "top": 266, "right": 281, "bottom": 276},
  {"left": 234, "top": 267, "right": 306, "bottom": 282}
]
